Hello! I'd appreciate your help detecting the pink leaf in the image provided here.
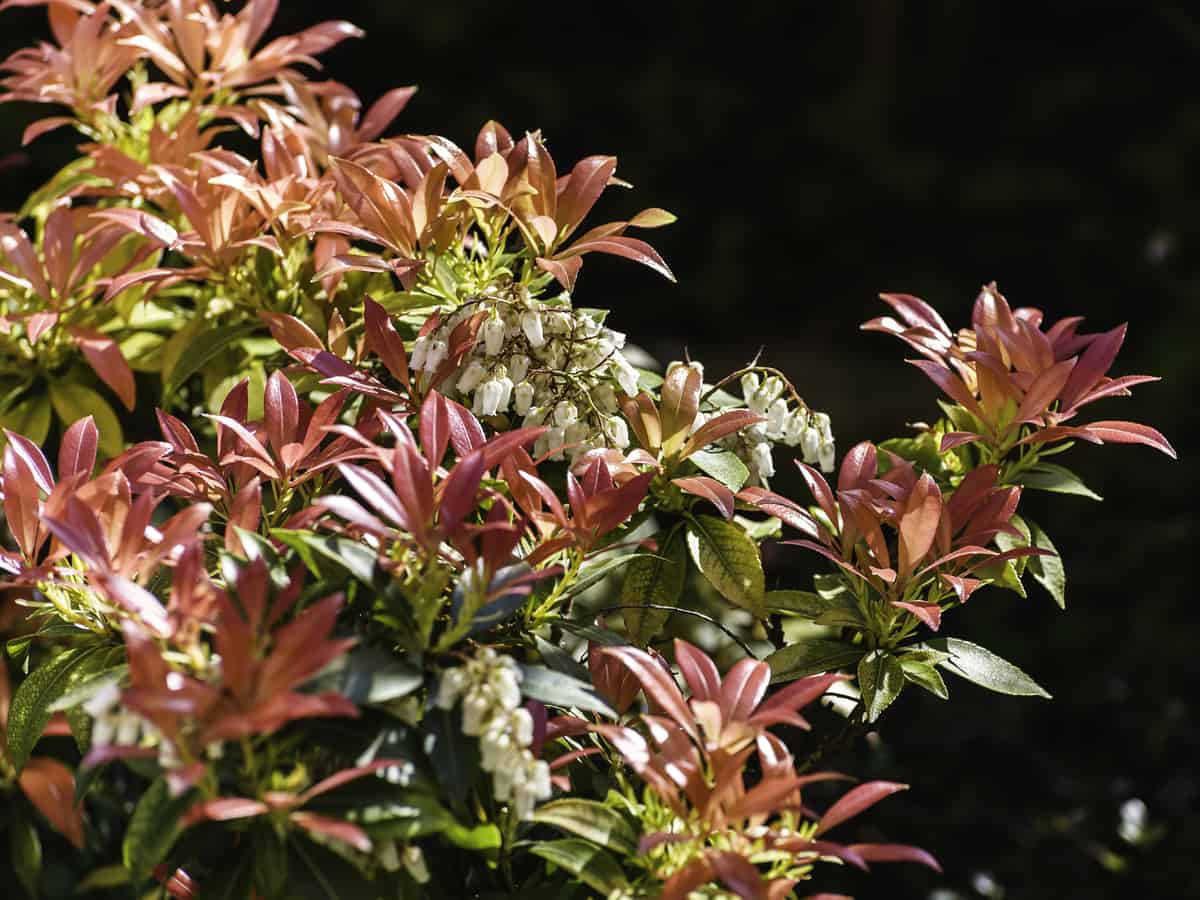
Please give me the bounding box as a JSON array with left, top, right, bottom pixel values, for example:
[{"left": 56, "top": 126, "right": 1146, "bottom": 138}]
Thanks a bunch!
[
  {"left": 814, "top": 781, "right": 909, "bottom": 836},
  {"left": 673, "top": 476, "right": 735, "bottom": 519}
]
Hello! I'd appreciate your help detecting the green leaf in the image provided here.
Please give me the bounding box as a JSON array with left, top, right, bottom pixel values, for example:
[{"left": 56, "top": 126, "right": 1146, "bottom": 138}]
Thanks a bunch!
[
  {"left": 997, "top": 515, "right": 1066, "bottom": 609},
  {"left": 858, "top": 650, "right": 905, "bottom": 723},
  {"left": 48, "top": 381, "right": 123, "bottom": 457},
  {"left": 0, "top": 395, "right": 52, "bottom": 447},
  {"left": 530, "top": 839, "right": 629, "bottom": 894},
  {"left": 11, "top": 809, "right": 42, "bottom": 899},
  {"left": 558, "top": 621, "right": 628, "bottom": 647},
  {"left": 1018, "top": 462, "right": 1103, "bottom": 501},
  {"left": 925, "top": 637, "right": 1051, "bottom": 698},
  {"left": 271, "top": 530, "right": 379, "bottom": 585},
  {"left": 354, "top": 790, "right": 456, "bottom": 840},
  {"left": 252, "top": 828, "right": 289, "bottom": 899},
  {"left": 19, "top": 156, "right": 103, "bottom": 220},
  {"left": 73, "top": 865, "right": 130, "bottom": 893},
  {"left": 899, "top": 657, "right": 949, "bottom": 699},
  {"left": 564, "top": 552, "right": 653, "bottom": 601},
  {"left": 307, "top": 647, "right": 423, "bottom": 706},
  {"left": 766, "top": 638, "right": 863, "bottom": 684},
  {"left": 690, "top": 447, "right": 750, "bottom": 490},
  {"left": 686, "top": 514, "right": 765, "bottom": 616},
  {"left": 287, "top": 837, "right": 374, "bottom": 900},
  {"left": 162, "top": 321, "right": 258, "bottom": 399},
  {"left": 620, "top": 530, "right": 686, "bottom": 642},
  {"left": 764, "top": 589, "right": 864, "bottom": 628},
  {"left": 534, "top": 636, "right": 589, "bottom": 681},
  {"left": 422, "top": 708, "right": 480, "bottom": 813},
  {"left": 531, "top": 800, "right": 637, "bottom": 855},
  {"left": 123, "top": 777, "right": 195, "bottom": 882},
  {"left": 975, "top": 556, "right": 1026, "bottom": 598},
  {"left": 734, "top": 514, "right": 781, "bottom": 541},
  {"left": 520, "top": 665, "right": 616, "bottom": 718},
  {"left": 7, "top": 646, "right": 105, "bottom": 772}
]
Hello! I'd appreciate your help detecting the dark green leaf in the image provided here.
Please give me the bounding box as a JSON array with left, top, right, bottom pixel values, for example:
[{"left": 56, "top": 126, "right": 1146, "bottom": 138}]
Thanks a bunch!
[
  {"left": 11, "top": 809, "right": 42, "bottom": 899},
  {"left": 123, "top": 777, "right": 195, "bottom": 882},
  {"left": 287, "top": 837, "right": 374, "bottom": 900},
  {"left": 421, "top": 708, "right": 480, "bottom": 812},
  {"left": 686, "top": 514, "right": 765, "bottom": 616},
  {"left": 766, "top": 639, "right": 863, "bottom": 683},
  {"left": 48, "top": 381, "right": 123, "bottom": 458},
  {"left": 162, "top": 322, "right": 258, "bottom": 399},
  {"left": 899, "top": 657, "right": 949, "bottom": 699},
  {"left": 307, "top": 646, "right": 423, "bottom": 706},
  {"left": 858, "top": 650, "right": 905, "bottom": 722},
  {"left": 558, "top": 621, "right": 628, "bottom": 647},
  {"left": 520, "top": 665, "right": 616, "bottom": 718},
  {"left": 620, "top": 530, "right": 686, "bottom": 642},
  {"left": 925, "top": 637, "right": 1051, "bottom": 698},
  {"left": 997, "top": 515, "right": 1066, "bottom": 609},
  {"left": 534, "top": 636, "right": 589, "bottom": 681},
  {"left": 272, "top": 530, "right": 379, "bottom": 585},
  {"left": 1018, "top": 462, "right": 1103, "bottom": 501},
  {"left": 7, "top": 647, "right": 104, "bottom": 772},
  {"left": 564, "top": 553, "right": 653, "bottom": 601},
  {"left": 530, "top": 839, "right": 629, "bottom": 894},
  {"left": 531, "top": 800, "right": 637, "bottom": 855}
]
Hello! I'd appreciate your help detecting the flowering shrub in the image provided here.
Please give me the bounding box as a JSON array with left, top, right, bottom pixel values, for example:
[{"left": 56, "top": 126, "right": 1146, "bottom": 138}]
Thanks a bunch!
[{"left": 0, "top": 3, "right": 1175, "bottom": 898}]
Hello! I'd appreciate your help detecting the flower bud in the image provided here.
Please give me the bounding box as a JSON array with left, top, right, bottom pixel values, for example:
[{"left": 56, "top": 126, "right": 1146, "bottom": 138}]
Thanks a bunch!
[
  {"left": 553, "top": 401, "right": 578, "bottom": 426},
  {"left": 514, "top": 381, "right": 535, "bottom": 416},
  {"left": 423, "top": 339, "right": 448, "bottom": 373},
  {"left": 766, "top": 397, "right": 789, "bottom": 437},
  {"left": 456, "top": 360, "right": 486, "bottom": 393},
  {"left": 818, "top": 439, "right": 836, "bottom": 473},
  {"left": 508, "top": 354, "right": 531, "bottom": 383},
  {"left": 751, "top": 441, "right": 776, "bottom": 479},
  {"left": 606, "top": 415, "right": 630, "bottom": 448},
  {"left": 482, "top": 315, "right": 506, "bottom": 356},
  {"left": 801, "top": 425, "right": 822, "bottom": 463},
  {"left": 521, "top": 310, "right": 545, "bottom": 348},
  {"left": 614, "top": 356, "right": 640, "bottom": 396}
]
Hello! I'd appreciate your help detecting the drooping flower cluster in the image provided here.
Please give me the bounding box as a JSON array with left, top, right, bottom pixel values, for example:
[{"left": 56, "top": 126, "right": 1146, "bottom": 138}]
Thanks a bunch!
[
  {"left": 728, "top": 371, "right": 836, "bottom": 481},
  {"left": 415, "top": 285, "right": 637, "bottom": 462},
  {"left": 435, "top": 648, "right": 552, "bottom": 819}
]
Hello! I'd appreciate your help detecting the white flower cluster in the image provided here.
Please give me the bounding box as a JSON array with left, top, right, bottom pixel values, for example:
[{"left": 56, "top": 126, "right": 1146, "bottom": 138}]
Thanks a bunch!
[
  {"left": 411, "top": 288, "right": 638, "bottom": 463},
  {"left": 715, "top": 372, "right": 835, "bottom": 484},
  {"left": 377, "top": 841, "right": 430, "bottom": 883},
  {"left": 434, "top": 648, "right": 551, "bottom": 820}
]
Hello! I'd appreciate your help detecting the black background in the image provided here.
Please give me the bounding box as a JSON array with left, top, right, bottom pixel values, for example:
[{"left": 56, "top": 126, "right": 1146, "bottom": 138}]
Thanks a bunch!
[{"left": 2, "top": 2, "right": 1197, "bottom": 897}]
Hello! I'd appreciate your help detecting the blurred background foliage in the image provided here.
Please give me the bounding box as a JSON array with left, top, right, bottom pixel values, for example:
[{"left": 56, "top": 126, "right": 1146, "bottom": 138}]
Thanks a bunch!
[{"left": 1, "top": 1, "right": 1196, "bottom": 897}]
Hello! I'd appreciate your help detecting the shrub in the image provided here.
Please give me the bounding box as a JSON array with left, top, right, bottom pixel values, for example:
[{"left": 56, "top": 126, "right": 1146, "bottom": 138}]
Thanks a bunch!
[{"left": 0, "top": 3, "right": 1174, "bottom": 898}]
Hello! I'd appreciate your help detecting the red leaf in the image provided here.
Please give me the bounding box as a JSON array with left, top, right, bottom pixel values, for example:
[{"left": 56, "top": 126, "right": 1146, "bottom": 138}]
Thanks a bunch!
[
  {"left": 814, "top": 781, "right": 908, "bottom": 836},
  {"left": 1079, "top": 420, "right": 1177, "bottom": 459},
  {"left": 58, "top": 415, "right": 98, "bottom": 480},
  {"left": 837, "top": 442, "right": 877, "bottom": 493},
  {"left": 847, "top": 843, "right": 942, "bottom": 872},
  {"left": 363, "top": 295, "right": 411, "bottom": 391},
  {"left": 19, "top": 757, "right": 84, "bottom": 847},
  {"left": 718, "top": 658, "right": 771, "bottom": 722},
  {"left": 598, "top": 646, "right": 696, "bottom": 741},
  {"left": 261, "top": 311, "right": 323, "bottom": 352},
  {"left": 897, "top": 474, "right": 942, "bottom": 576},
  {"left": 890, "top": 600, "right": 942, "bottom": 631},
  {"left": 2, "top": 440, "right": 42, "bottom": 559},
  {"left": 681, "top": 410, "right": 764, "bottom": 458},
  {"left": 182, "top": 797, "right": 269, "bottom": 827},
  {"left": 674, "top": 639, "right": 721, "bottom": 702},
  {"left": 673, "top": 476, "right": 735, "bottom": 520},
  {"left": 419, "top": 391, "right": 451, "bottom": 470},
  {"left": 438, "top": 449, "right": 486, "bottom": 537},
  {"left": 534, "top": 255, "right": 581, "bottom": 291},
  {"left": 264, "top": 370, "right": 299, "bottom": 456},
  {"left": 68, "top": 328, "right": 136, "bottom": 410},
  {"left": 558, "top": 234, "right": 675, "bottom": 282},
  {"left": 290, "top": 811, "right": 372, "bottom": 852}
]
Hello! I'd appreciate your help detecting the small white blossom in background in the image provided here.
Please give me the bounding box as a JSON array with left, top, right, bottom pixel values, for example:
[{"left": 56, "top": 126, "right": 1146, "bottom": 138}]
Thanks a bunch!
[
  {"left": 418, "top": 287, "right": 637, "bottom": 463},
  {"left": 711, "top": 372, "right": 836, "bottom": 486},
  {"left": 435, "top": 648, "right": 551, "bottom": 820},
  {"left": 82, "top": 680, "right": 190, "bottom": 768}
]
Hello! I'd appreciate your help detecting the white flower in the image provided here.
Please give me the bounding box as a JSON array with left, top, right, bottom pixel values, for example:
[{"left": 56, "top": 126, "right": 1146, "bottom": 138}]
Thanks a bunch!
[
  {"left": 544, "top": 427, "right": 565, "bottom": 461},
  {"left": 766, "top": 397, "right": 789, "bottom": 437},
  {"left": 553, "top": 401, "right": 578, "bottom": 427},
  {"left": 740, "top": 372, "right": 760, "bottom": 398},
  {"left": 423, "top": 339, "right": 448, "bottom": 373},
  {"left": 509, "top": 354, "right": 531, "bottom": 383},
  {"left": 523, "top": 406, "right": 547, "bottom": 429},
  {"left": 613, "top": 355, "right": 640, "bottom": 396},
  {"left": 475, "top": 380, "right": 505, "bottom": 416},
  {"left": 482, "top": 316, "right": 505, "bottom": 356},
  {"left": 592, "top": 383, "right": 617, "bottom": 413},
  {"left": 521, "top": 309, "right": 546, "bottom": 347},
  {"left": 402, "top": 845, "right": 430, "bottom": 884},
  {"left": 514, "top": 381, "right": 535, "bottom": 416},
  {"left": 377, "top": 840, "right": 402, "bottom": 873},
  {"left": 605, "top": 415, "right": 630, "bottom": 449},
  {"left": 818, "top": 439, "right": 836, "bottom": 473},
  {"left": 456, "top": 360, "right": 486, "bottom": 393},
  {"left": 409, "top": 335, "right": 429, "bottom": 372},
  {"left": 801, "top": 425, "right": 822, "bottom": 463},
  {"left": 783, "top": 412, "right": 805, "bottom": 446},
  {"left": 751, "top": 442, "right": 775, "bottom": 479},
  {"left": 496, "top": 376, "right": 514, "bottom": 413}
]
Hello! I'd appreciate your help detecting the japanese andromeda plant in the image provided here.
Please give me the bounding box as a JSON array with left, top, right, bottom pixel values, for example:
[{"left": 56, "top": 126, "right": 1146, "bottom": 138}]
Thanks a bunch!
[{"left": 0, "top": 3, "right": 1176, "bottom": 899}]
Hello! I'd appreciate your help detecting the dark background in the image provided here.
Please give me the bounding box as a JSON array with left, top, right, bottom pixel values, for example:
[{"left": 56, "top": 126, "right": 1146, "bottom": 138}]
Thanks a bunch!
[{"left": 2, "top": 2, "right": 1197, "bottom": 897}]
